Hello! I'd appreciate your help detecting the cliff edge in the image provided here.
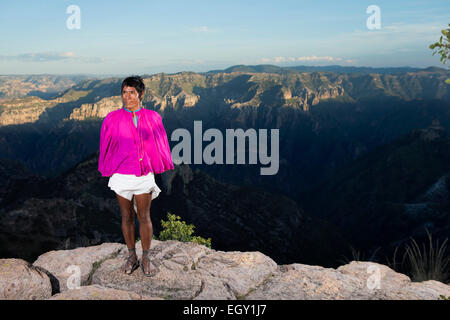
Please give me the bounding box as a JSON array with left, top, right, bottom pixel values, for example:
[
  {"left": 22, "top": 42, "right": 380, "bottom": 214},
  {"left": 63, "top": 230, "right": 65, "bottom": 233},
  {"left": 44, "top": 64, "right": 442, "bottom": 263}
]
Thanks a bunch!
[{"left": 0, "top": 240, "right": 449, "bottom": 300}]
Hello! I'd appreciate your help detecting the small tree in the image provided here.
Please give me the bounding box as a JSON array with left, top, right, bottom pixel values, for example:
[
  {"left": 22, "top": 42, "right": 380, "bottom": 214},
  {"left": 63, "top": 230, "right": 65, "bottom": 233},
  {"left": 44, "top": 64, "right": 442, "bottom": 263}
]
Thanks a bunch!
[
  {"left": 429, "top": 23, "right": 450, "bottom": 84},
  {"left": 157, "top": 212, "right": 212, "bottom": 248}
]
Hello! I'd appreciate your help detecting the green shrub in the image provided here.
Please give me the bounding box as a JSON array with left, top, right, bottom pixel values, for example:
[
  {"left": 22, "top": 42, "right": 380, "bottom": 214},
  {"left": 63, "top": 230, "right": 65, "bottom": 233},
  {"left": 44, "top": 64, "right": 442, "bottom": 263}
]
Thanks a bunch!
[{"left": 157, "top": 212, "right": 212, "bottom": 248}]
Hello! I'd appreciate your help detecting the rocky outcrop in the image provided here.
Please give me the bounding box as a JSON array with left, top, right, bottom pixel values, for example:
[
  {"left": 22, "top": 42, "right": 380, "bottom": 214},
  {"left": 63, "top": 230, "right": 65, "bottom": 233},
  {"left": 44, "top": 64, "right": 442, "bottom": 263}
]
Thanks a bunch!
[
  {"left": 284, "top": 85, "right": 344, "bottom": 111},
  {"left": 0, "top": 240, "right": 448, "bottom": 300},
  {"left": 221, "top": 73, "right": 345, "bottom": 111},
  {"left": 0, "top": 258, "right": 52, "bottom": 299},
  {"left": 246, "top": 262, "right": 450, "bottom": 300},
  {"left": 33, "top": 242, "right": 124, "bottom": 292},
  {"left": 148, "top": 91, "right": 200, "bottom": 111},
  {"left": 48, "top": 284, "right": 161, "bottom": 300},
  {"left": 67, "top": 96, "right": 122, "bottom": 120},
  {"left": 159, "top": 163, "right": 194, "bottom": 196},
  {"left": 0, "top": 97, "right": 56, "bottom": 125}
]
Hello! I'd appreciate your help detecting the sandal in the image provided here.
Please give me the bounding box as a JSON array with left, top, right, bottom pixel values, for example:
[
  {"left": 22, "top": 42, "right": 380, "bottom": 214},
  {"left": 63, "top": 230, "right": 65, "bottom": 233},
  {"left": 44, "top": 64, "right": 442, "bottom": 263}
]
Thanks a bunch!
[
  {"left": 141, "top": 249, "right": 159, "bottom": 277},
  {"left": 121, "top": 249, "right": 139, "bottom": 275}
]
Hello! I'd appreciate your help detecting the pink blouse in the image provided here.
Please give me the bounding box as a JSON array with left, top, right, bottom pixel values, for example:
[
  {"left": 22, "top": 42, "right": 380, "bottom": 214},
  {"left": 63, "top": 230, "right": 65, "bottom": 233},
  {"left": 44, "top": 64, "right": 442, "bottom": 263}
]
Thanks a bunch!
[{"left": 98, "top": 107, "right": 175, "bottom": 177}]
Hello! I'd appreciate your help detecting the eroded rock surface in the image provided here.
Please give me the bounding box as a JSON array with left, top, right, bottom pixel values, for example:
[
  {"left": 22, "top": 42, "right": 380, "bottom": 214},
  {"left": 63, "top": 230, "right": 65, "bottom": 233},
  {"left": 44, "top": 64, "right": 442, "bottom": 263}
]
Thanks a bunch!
[{"left": 0, "top": 240, "right": 448, "bottom": 300}]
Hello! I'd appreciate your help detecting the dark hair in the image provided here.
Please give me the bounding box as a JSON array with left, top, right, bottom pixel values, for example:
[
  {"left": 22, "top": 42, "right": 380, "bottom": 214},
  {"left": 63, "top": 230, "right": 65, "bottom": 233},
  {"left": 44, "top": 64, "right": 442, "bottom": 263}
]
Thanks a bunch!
[{"left": 121, "top": 75, "right": 145, "bottom": 100}]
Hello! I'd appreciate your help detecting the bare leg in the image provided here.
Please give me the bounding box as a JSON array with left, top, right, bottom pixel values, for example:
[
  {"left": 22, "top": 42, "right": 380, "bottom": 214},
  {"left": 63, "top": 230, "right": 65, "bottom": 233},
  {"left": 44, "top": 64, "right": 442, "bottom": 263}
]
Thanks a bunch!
[
  {"left": 134, "top": 192, "right": 153, "bottom": 250},
  {"left": 116, "top": 194, "right": 137, "bottom": 248},
  {"left": 134, "top": 192, "right": 159, "bottom": 276},
  {"left": 116, "top": 193, "right": 139, "bottom": 273}
]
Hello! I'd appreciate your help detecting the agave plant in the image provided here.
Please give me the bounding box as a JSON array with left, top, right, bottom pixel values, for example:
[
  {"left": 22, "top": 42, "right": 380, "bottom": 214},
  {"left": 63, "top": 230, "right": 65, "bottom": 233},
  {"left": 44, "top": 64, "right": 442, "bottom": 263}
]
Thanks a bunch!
[
  {"left": 338, "top": 245, "right": 381, "bottom": 265},
  {"left": 401, "top": 229, "right": 449, "bottom": 283}
]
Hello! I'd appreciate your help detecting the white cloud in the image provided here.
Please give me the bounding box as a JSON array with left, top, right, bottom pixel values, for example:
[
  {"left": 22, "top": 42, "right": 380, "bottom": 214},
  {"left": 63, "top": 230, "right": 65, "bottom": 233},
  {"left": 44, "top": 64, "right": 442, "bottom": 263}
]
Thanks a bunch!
[
  {"left": 259, "top": 22, "right": 446, "bottom": 66},
  {"left": 0, "top": 51, "right": 104, "bottom": 63},
  {"left": 189, "top": 26, "right": 213, "bottom": 33},
  {"left": 167, "top": 58, "right": 207, "bottom": 65},
  {"left": 60, "top": 52, "right": 76, "bottom": 57},
  {"left": 295, "top": 56, "right": 342, "bottom": 62},
  {"left": 261, "top": 55, "right": 349, "bottom": 63}
]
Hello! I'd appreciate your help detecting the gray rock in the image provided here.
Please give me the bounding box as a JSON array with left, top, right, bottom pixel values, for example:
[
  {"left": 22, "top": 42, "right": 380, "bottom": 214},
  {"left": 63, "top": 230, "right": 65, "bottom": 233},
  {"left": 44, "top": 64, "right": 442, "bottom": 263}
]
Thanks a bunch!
[
  {"left": 92, "top": 240, "right": 213, "bottom": 300},
  {"left": 246, "top": 261, "right": 450, "bottom": 300},
  {"left": 245, "top": 263, "right": 362, "bottom": 300},
  {"left": 33, "top": 242, "right": 125, "bottom": 292},
  {"left": 0, "top": 258, "right": 52, "bottom": 300},
  {"left": 93, "top": 240, "right": 277, "bottom": 300},
  {"left": 401, "top": 280, "right": 450, "bottom": 300},
  {"left": 1, "top": 240, "right": 447, "bottom": 300},
  {"left": 48, "top": 284, "right": 162, "bottom": 300},
  {"left": 194, "top": 250, "right": 278, "bottom": 299}
]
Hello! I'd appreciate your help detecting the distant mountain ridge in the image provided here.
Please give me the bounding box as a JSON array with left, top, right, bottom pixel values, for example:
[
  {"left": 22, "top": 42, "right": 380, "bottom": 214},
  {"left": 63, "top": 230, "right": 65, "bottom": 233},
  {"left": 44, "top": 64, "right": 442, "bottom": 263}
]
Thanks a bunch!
[
  {"left": 1, "top": 66, "right": 449, "bottom": 127},
  {"left": 204, "top": 64, "right": 446, "bottom": 75},
  {"left": 0, "top": 75, "right": 94, "bottom": 101}
]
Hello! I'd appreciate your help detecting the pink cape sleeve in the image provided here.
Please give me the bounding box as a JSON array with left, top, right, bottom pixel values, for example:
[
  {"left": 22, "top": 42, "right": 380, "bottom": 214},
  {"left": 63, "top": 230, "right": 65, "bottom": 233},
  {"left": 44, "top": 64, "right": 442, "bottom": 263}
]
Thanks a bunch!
[
  {"left": 154, "top": 113, "right": 175, "bottom": 172},
  {"left": 98, "top": 113, "right": 113, "bottom": 176}
]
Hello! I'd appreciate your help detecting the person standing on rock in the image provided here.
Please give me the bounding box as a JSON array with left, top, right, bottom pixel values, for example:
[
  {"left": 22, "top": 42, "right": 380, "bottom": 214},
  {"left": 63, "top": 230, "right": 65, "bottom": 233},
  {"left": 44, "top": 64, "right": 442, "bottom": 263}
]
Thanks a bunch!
[{"left": 98, "top": 75, "right": 174, "bottom": 276}]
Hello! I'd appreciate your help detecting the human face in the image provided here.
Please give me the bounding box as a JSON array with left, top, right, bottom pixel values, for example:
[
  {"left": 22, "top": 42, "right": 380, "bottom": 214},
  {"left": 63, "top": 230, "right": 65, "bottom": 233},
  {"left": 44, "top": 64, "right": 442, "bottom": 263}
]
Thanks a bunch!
[{"left": 122, "top": 86, "right": 141, "bottom": 110}]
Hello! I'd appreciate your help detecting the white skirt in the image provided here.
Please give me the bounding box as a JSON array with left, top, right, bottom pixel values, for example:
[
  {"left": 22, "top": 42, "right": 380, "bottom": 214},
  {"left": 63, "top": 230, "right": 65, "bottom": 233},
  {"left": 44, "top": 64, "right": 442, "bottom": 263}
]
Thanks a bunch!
[{"left": 108, "top": 172, "right": 162, "bottom": 212}]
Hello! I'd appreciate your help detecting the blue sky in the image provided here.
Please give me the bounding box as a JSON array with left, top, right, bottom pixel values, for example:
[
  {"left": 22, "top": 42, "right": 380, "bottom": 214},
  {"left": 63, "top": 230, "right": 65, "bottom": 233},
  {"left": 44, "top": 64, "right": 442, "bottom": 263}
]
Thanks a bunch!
[{"left": 0, "top": 0, "right": 449, "bottom": 75}]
